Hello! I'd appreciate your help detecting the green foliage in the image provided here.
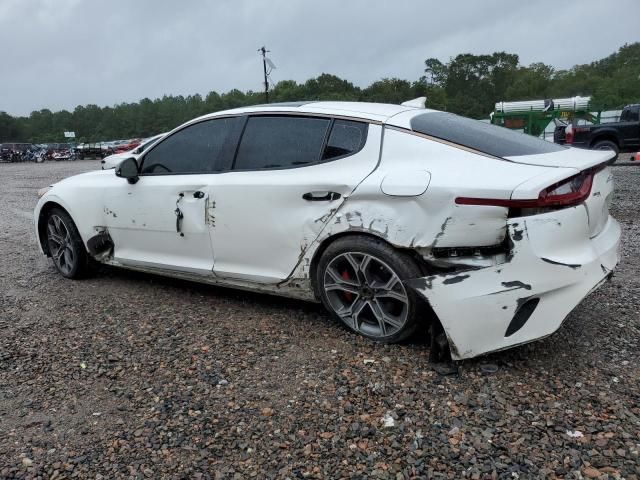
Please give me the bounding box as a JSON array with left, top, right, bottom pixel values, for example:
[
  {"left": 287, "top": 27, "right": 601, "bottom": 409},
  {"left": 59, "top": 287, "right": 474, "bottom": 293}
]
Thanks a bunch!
[
  {"left": 1, "top": 43, "right": 638, "bottom": 142},
  {"left": 425, "top": 43, "right": 640, "bottom": 118}
]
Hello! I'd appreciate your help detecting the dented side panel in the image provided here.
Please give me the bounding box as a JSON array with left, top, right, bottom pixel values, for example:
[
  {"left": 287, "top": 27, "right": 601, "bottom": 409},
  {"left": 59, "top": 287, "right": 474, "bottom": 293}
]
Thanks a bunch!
[
  {"left": 100, "top": 174, "right": 215, "bottom": 275},
  {"left": 290, "top": 127, "right": 567, "bottom": 282},
  {"left": 206, "top": 125, "right": 384, "bottom": 284},
  {"left": 34, "top": 170, "right": 115, "bottom": 253}
]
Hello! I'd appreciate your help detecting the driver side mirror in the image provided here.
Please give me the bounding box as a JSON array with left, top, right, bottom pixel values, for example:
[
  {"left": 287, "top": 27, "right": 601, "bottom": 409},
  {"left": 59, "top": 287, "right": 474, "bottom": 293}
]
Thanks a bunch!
[{"left": 115, "top": 157, "right": 139, "bottom": 184}]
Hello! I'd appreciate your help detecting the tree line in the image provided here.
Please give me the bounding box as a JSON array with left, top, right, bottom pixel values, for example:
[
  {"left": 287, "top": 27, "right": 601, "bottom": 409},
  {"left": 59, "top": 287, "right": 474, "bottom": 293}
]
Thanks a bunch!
[{"left": 1, "top": 43, "right": 638, "bottom": 143}]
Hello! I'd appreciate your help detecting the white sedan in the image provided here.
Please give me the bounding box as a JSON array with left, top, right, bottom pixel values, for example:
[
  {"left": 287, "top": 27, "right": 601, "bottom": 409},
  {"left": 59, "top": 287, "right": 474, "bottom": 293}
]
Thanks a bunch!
[{"left": 34, "top": 101, "right": 620, "bottom": 360}]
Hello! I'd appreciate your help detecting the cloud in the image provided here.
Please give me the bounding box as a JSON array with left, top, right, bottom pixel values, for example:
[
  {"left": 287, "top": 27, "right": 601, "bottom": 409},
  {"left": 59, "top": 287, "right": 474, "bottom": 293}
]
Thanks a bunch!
[{"left": 0, "top": 0, "right": 638, "bottom": 116}]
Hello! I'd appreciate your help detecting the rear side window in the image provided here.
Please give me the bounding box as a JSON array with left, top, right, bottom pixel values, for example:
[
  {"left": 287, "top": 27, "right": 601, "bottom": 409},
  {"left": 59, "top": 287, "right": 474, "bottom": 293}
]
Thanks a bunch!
[
  {"left": 234, "top": 116, "right": 330, "bottom": 170},
  {"left": 140, "top": 117, "right": 241, "bottom": 174},
  {"left": 410, "top": 112, "right": 565, "bottom": 157},
  {"left": 322, "top": 120, "right": 368, "bottom": 160}
]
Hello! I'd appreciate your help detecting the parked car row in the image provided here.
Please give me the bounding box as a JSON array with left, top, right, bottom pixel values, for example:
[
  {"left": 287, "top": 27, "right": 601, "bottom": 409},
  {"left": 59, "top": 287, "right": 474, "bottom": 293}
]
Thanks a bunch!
[
  {"left": 0, "top": 135, "right": 162, "bottom": 163},
  {"left": 76, "top": 138, "right": 144, "bottom": 159},
  {"left": 0, "top": 143, "right": 77, "bottom": 163}
]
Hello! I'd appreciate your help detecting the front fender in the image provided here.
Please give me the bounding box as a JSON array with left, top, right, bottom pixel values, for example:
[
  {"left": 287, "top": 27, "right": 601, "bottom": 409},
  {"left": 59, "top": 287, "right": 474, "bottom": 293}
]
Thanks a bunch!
[{"left": 34, "top": 184, "right": 106, "bottom": 256}]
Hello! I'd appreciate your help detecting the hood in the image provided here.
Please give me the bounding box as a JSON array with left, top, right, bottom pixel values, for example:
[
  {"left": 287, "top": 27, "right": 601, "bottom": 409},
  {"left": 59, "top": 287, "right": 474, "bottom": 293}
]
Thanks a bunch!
[{"left": 52, "top": 169, "right": 110, "bottom": 189}]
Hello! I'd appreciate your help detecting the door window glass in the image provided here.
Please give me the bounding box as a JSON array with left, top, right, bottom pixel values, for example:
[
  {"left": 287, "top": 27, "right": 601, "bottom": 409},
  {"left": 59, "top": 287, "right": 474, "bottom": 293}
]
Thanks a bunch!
[
  {"left": 141, "top": 117, "right": 241, "bottom": 174},
  {"left": 234, "top": 116, "right": 330, "bottom": 170},
  {"left": 322, "top": 120, "right": 368, "bottom": 160}
]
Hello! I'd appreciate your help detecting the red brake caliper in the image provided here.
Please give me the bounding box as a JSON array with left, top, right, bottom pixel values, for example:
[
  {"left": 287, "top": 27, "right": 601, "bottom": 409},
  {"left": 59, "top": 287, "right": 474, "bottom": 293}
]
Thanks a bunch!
[{"left": 342, "top": 270, "right": 353, "bottom": 302}]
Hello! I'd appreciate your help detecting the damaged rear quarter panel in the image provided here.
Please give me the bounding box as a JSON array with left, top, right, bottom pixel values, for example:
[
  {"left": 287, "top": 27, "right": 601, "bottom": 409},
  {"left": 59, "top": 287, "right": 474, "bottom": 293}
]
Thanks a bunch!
[
  {"left": 298, "top": 127, "right": 554, "bottom": 254},
  {"left": 290, "top": 127, "right": 559, "bottom": 282}
]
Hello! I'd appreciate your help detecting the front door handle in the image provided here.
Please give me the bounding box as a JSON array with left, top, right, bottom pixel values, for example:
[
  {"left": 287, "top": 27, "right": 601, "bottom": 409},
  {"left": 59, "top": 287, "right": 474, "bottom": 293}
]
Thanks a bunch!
[{"left": 302, "top": 191, "right": 341, "bottom": 201}]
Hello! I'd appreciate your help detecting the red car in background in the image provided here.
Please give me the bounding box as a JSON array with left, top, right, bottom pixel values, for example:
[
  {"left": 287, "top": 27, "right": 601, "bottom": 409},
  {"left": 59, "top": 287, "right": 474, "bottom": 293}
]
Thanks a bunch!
[{"left": 114, "top": 139, "right": 142, "bottom": 154}]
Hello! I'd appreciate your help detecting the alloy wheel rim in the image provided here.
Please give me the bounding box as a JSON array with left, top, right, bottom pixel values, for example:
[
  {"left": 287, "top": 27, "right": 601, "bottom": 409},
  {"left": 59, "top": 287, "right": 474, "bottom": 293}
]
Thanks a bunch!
[
  {"left": 323, "top": 252, "right": 409, "bottom": 338},
  {"left": 47, "top": 215, "right": 75, "bottom": 275}
]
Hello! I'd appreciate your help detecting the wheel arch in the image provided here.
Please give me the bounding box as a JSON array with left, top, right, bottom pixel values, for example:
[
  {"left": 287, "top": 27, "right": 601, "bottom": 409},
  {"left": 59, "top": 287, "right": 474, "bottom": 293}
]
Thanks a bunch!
[
  {"left": 37, "top": 201, "right": 69, "bottom": 256},
  {"left": 308, "top": 230, "right": 430, "bottom": 299},
  {"left": 590, "top": 133, "right": 620, "bottom": 149},
  {"left": 308, "top": 229, "right": 446, "bottom": 354}
]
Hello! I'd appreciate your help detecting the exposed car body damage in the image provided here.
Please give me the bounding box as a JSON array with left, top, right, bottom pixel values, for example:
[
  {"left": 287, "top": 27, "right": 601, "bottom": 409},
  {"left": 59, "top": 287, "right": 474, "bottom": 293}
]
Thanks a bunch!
[
  {"left": 34, "top": 101, "right": 621, "bottom": 360},
  {"left": 283, "top": 127, "right": 619, "bottom": 359},
  {"left": 407, "top": 207, "right": 619, "bottom": 359}
]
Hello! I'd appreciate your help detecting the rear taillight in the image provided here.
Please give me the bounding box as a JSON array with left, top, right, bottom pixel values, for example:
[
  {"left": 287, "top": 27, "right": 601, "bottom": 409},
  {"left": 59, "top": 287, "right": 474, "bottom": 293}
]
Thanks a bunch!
[
  {"left": 536, "top": 170, "right": 593, "bottom": 207},
  {"left": 456, "top": 164, "right": 606, "bottom": 210},
  {"left": 564, "top": 124, "right": 574, "bottom": 144}
]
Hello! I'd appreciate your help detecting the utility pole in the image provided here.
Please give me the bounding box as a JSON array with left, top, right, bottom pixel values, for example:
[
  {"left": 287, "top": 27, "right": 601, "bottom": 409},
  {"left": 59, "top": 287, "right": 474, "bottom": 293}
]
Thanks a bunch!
[{"left": 259, "top": 46, "right": 269, "bottom": 103}]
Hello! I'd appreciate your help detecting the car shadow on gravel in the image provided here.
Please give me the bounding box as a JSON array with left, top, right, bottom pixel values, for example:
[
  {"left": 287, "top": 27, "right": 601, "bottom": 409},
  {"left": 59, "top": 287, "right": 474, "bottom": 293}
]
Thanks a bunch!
[
  {"left": 51, "top": 256, "right": 633, "bottom": 382},
  {"left": 96, "top": 264, "right": 324, "bottom": 312},
  {"left": 96, "top": 264, "right": 433, "bottom": 343}
]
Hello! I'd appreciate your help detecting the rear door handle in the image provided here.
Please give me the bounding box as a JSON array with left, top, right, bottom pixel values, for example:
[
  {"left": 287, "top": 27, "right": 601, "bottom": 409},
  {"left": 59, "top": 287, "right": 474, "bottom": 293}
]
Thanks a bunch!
[{"left": 302, "top": 191, "right": 341, "bottom": 201}]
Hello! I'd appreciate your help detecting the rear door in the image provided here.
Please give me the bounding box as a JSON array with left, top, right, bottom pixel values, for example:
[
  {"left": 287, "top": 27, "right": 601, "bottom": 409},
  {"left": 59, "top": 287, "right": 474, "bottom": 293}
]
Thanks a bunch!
[{"left": 207, "top": 115, "right": 381, "bottom": 283}]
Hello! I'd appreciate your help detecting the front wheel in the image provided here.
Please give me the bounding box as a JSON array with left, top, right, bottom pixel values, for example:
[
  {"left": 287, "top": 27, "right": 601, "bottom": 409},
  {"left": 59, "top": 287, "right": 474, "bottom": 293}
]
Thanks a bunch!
[
  {"left": 46, "top": 208, "right": 90, "bottom": 278},
  {"left": 316, "top": 236, "right": 424, "bottom": 343}
]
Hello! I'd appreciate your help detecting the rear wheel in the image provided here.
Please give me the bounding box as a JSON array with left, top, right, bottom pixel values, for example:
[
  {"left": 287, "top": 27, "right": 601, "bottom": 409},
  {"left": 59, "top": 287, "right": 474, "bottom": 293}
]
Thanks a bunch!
[
  {"left": 592, "top": 140, "right": 619, "bottom": 161},
  {"left": 316, "top": 236, "right": 423, "bottom": 343},
  {"left": 46, "top": 208, "right": 89, "bottom": 279}
]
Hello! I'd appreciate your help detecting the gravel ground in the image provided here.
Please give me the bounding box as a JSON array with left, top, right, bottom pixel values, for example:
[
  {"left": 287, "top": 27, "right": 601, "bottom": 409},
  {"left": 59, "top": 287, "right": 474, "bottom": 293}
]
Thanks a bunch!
[{"left": 0, "top": 160, "right": 639, "bottom": 479}]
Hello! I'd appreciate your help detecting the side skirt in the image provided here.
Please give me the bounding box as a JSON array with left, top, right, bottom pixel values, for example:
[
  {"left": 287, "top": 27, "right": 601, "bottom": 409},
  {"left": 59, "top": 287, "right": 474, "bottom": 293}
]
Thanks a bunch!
[{"left": 101, "top": 259, "right": 318, "bottom": 302}]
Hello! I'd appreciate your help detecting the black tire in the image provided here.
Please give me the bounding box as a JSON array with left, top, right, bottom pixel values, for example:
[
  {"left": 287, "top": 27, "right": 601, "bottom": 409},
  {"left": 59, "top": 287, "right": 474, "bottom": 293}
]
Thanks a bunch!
[
  {"left": 45, "top": 208, "right": 90, "bottom": 279},
  {"left": 592, "top": 140, "right": 619, "bottom": 161},
  {"left": 316, "top": 235, "right": 423, "bottom": 343}
]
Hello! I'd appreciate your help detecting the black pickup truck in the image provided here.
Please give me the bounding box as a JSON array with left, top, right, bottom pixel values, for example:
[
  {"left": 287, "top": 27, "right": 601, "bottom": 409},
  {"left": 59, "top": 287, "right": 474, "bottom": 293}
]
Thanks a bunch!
[{"left": 558, "top": 104, "right": 640, "bottom": 158}]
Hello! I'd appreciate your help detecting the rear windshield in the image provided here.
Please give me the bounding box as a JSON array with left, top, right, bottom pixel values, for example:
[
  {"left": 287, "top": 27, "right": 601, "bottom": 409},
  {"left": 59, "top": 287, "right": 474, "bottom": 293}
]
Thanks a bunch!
[{"left": 410, "top": 112, "right": 565, "bottom": 157}]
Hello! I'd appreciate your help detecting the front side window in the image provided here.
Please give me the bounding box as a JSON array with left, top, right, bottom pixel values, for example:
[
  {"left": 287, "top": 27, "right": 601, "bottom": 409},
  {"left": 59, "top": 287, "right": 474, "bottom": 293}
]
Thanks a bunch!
[
  {"left": 140, "top": 117, "right": 241, "bottom": 174},
  {"left": 234, "top": 116, "right": 331, "bottom": 170}
]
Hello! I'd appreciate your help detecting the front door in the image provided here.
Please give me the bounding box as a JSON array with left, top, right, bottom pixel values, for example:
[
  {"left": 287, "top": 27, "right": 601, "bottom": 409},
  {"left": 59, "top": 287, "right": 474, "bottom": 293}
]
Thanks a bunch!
[
  {"left": 102, "top": 116, "right": 243, "bottom": 275},
  {"left": 207, "top": 115, "right": 381, "bottom": 284},
  {"left": 103, "top": 175, "right": 214, "bottom": 274}
]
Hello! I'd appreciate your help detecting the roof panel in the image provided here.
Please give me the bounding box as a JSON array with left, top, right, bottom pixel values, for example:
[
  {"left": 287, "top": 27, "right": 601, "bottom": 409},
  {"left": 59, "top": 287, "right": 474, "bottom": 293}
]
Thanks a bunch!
[{"left": 194, "top": 101, "right": 426, "bottom": 123}]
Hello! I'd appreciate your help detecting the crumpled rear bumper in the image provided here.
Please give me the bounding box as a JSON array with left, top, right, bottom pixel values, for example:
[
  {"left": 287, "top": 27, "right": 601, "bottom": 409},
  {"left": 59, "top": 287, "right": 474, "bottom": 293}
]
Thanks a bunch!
[{"left": 407, "top": 205, "right": 621, "bottom": 360}]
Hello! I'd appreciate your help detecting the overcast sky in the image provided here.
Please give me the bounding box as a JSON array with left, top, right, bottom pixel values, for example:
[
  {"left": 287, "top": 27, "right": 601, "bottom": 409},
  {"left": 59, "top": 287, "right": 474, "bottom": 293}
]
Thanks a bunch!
[{"left": 0, "top": 0, "right": 638, "bottom": 116}]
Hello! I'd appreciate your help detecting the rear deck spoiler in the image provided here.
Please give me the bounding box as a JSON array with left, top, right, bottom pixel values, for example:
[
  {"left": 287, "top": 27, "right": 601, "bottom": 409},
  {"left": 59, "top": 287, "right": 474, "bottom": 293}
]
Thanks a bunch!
[{"left": 504, "top": 147, "right": 616, "bottom": 170}]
